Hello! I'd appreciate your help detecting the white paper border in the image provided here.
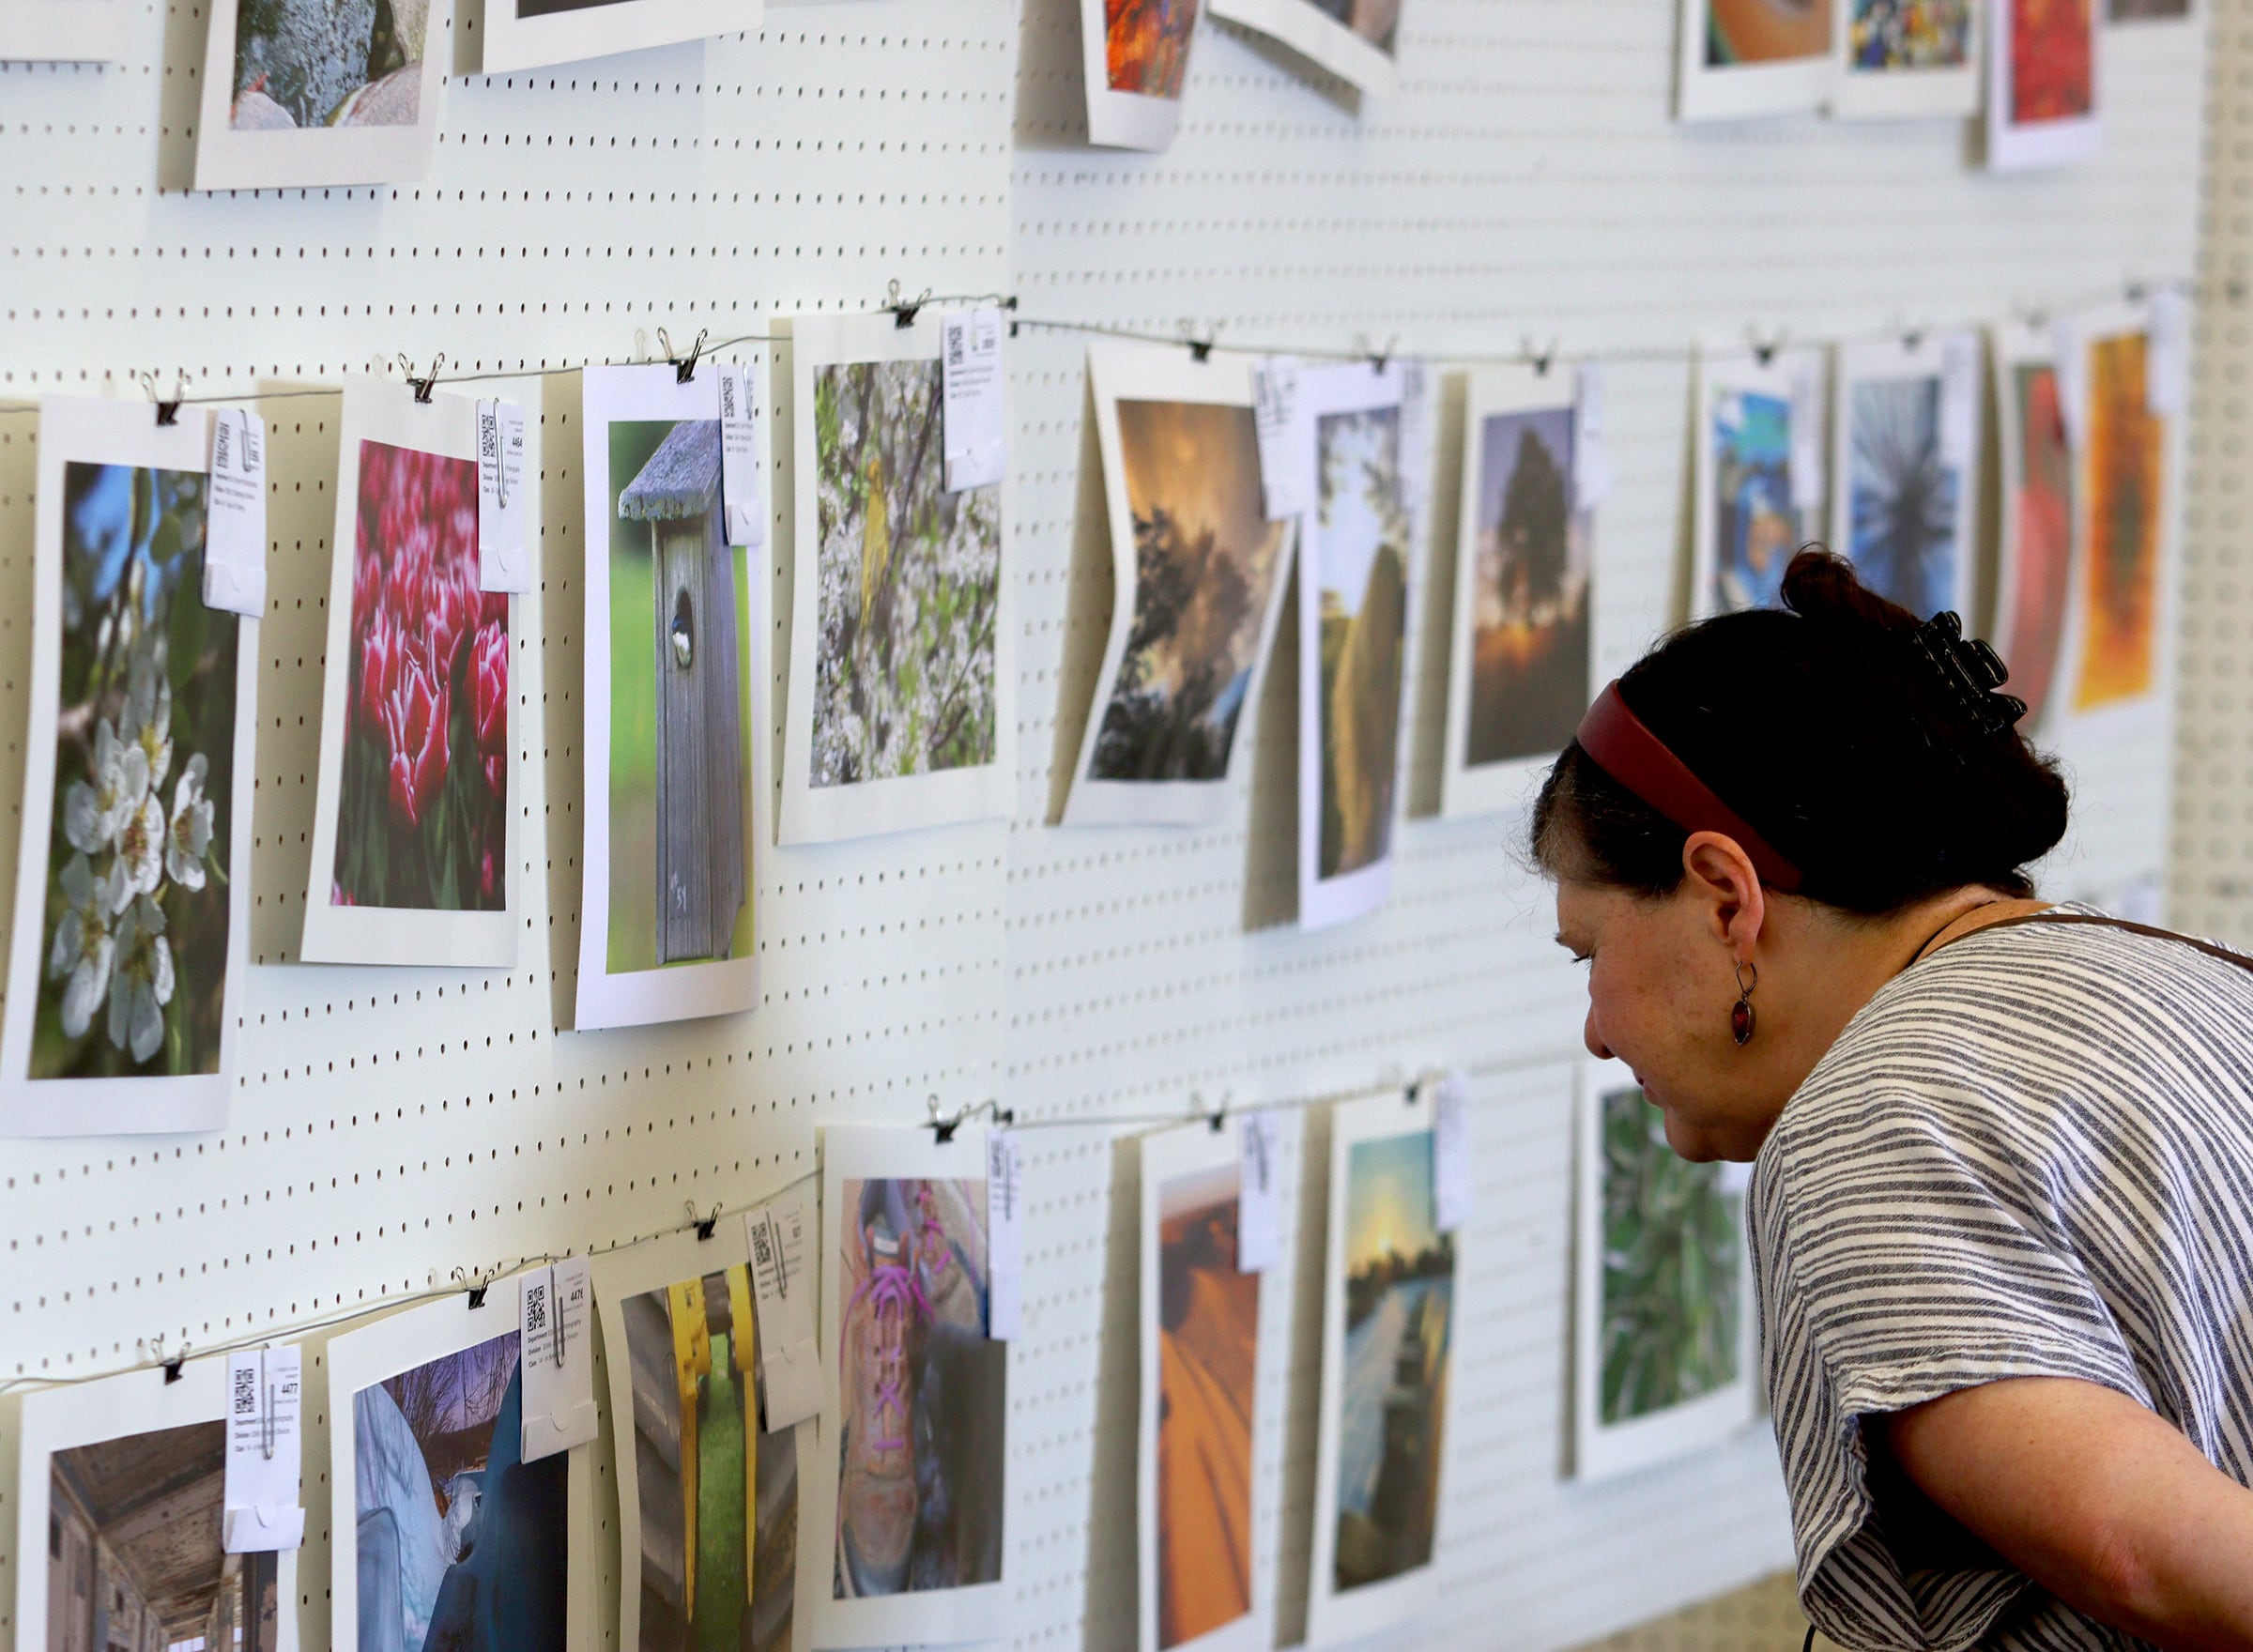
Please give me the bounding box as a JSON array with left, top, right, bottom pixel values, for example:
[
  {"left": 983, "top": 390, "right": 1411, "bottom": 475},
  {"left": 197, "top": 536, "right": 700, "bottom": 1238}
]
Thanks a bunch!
[
  {"left": 1296, "top": 362, "right": 1408, "bottom": 932},
  {"left": 1827, "top": 333, "right": 1981, "bottom": 620},
  {"left": 0, "top": 397, "right": 255, "bottom": 1138},
  {"left": 1082, "top": 0, "right": 1197, "bottom": 149},
  {"left": 1571, "top": 1057, "right": 1756, "bottom": 1482},
  {"left": 1985, "top": 0, "right": 2101, "bottom": 170},
  {"left": 1439, "top": 364, "right": 1592, "bottom": 821},
  {"left": 1830, "top": 0, "right": 1979, "bottom": 117},
  {"left": 2053, "top": 301, "right": 2179, "bottom": 743},
  {"left": 1138, "top": 1118, "right": 1265, "bottom": 1652},
  {"left": 1303, "top": 1089, "right": 1447, "bottom": 1645},
  {"left": 15, "top": 1355, "right": 302, "bottom": 1650},
  {"left": 1689, "top": 347, "right": 1825, "bottom": 621},
  {"left": 1675, "top": 0, "right": 1836, "bottom": 120},
  {"left": 193, "top": 0, "right": 447, "bottom": 190},
  {"left": 478, "top": 0, "right": 758, "bottom": 72},
  {"left": 1064, "top": 342, "right": 1298, "bottom": 829},
  {"left": 327, "top": 1285, "right": 595, "bottom": 1652},
  {"left": 776, "top": 314, "right": 1016, "bottom": 847},
  {"left": 0, "top": 0, "right": 129, "bottom": 60},
  {"left": 300, "top": 378, "right": 518, "bottom": 967},
  {"left": 1203, "top": 0, "right": 1397, "bottom": 93},
  {"left": 575, "top": 363, "right": 766, "bottom": 1032},
  {"left": 809, "top": 1124, "right": 1007, "bottom": 1648}
]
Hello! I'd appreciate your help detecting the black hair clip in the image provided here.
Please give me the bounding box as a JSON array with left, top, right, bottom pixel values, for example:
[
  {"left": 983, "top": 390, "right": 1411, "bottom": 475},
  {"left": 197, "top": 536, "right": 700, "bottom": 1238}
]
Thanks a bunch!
[{"left": 1912, "top": 611, "right": 2027, "bottom": 737}]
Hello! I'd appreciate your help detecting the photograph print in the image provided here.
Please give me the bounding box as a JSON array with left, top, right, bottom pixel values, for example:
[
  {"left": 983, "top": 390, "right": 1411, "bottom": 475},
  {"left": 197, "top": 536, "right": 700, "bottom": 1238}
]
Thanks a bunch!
[
  {"left": 1, "top": 398, "right": 254, "bottom": 1138},
  {"left": 1084, "top": 0, "right": 1200, "bottom": 148},
  {"left": 1991, "top": 325, "right": 2077, "bottom": 728},
  {"left": 1693, "top": 353, "right": 1817, "bottom": 620},
  {"left": 814, "top": 1127, "right": 1007, "bottom": 1649},
  {"left": 576, "top": 364, "right": 762, "bottom": 1032},
  {"left": 2066, "top": 320, "right": 2170, "bottom": 723},
  {"left": 596, "top": 1226, "right": 805, "bottom": 1652},
  {"left": 476, "top": 0, "right": 759, "bottom": 74},
  {"left": 1441, "top": 366, "right": 1592, "bottom": 819},
  {"left": 781, "top": 314, "right": 1012, "bottom": 846},
  {"left": 1138, "top": 1121, "right": 1263, "bottom": 1652},
  {"left": 1204, "top": 0, "right": 1400, "bottom": 98},
  {"left": 1986, "top": 0, "right": 2098, "bottom": 169},
  {"left": 1306, "top": 1092, "right": 1454, "bottom": 1645},
  {"left": 303, "top": 381, "right": 514, "bottom": 968},
  {"left": 1833, "top": 0, "right": 1977, "bottom": 117},
  {"left": 1066, "top": 344, "right": 1295, "bottom": 829},
  {"left": 193, "top": 0, "right": 445, "bottom": 189},
  {"left": 1572, "top": 1059, "right": 1755, "bottom": 1480},
  {"left": 351, "top": 1327, "right": 568, "bottom": 1652},
  {"left": 2108, "top": 0, "right": 2188, "bottom": 17},
  {"left": 1297, "top": 364, "right": 1412, "bottom": 931},
  {"left": 14, "top": 1357, "right": 299, "bottom": 1652},
  {"left": 1829, "top": 337, "right": 1978, "bottom": 621},
  {"left": 1678, "top": 0, "right": 1836, "bottom": 119}
]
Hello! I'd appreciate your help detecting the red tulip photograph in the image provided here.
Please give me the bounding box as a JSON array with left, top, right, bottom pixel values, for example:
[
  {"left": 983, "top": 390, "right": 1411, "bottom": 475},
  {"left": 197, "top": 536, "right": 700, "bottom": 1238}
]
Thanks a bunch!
[{"left": 332, "top": 439, "right": 508, "bottom": 911}]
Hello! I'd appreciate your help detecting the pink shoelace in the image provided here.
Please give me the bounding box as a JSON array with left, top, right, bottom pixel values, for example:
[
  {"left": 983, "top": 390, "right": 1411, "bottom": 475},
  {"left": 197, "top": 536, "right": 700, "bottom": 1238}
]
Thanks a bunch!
[
  {"left": 916, "top": 1185, "right": 957, "bottom": 1288},
  {"left": 847, "top": 1256, "right": 929, "bottom": 1451}
]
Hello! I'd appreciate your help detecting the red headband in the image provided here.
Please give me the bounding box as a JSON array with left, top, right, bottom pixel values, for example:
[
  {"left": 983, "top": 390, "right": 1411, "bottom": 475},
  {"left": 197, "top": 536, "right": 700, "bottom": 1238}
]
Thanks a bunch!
[{"left": 1573, "top": 682, "right": 1804, "bottom": 893}]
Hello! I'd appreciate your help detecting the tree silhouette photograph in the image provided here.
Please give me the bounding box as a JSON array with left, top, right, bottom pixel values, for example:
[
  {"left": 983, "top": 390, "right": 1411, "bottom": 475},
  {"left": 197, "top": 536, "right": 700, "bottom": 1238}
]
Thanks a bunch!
[
  {"left": 812, "top": 359, "right": 1002, "bottom": 788},
  {"left": 1846, "top": 375, "right": 1961, "bottom": 620},
  {"left": 1092, "top": 399, "right": 1290, "bottom": 785},
  {"left": 1311, "top": 406, "right": 1408, "bottom": 882},
  {"left": 1464, "top": 406, "right": 1588, "bottom": 768}
]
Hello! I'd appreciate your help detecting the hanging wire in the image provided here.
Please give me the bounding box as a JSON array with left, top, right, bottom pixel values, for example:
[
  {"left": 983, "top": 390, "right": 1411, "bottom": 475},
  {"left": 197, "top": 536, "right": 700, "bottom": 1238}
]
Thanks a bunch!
[
  {"left": 0, "top": 1048, "right": 1497, "bottom": 1400},
  {"left": 0, "top": 273, "right": 2196, "bottom": 418}
]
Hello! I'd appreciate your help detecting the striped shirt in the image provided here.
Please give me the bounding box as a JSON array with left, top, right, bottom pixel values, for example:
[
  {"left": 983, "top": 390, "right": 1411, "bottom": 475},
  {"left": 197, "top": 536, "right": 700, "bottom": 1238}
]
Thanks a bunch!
[{"left": 1750, "top": 906, "right": 2253, "bottom": 1651}]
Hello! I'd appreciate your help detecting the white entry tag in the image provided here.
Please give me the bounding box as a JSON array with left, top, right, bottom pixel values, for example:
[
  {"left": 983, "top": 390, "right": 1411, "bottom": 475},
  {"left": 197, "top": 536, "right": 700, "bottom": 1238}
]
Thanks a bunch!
[
  {"left": 719, "top": 362, "right": 767, "bottom": 547},
  {"left": 1236, "top": 1109, "right": 1282, "bottom": 1274},
  {"left": 203, "top": 407, "right": 268, "bottom": 617},
  {"left": 1574, "top": 362, "right": 1615, "bottom": 511},
  {"left": 747, "top": 1190, "right": 822, "bottom": 1432},
  {"left": 477, "top": 398, "right": 529, "bottom": 592},
  {"left": 2148, "top": 289, "right": 2189, "bottom": 417},
  {"left": 942, "top": 309, "right": 1007, "bottom": 493},
  {"left": 1397, "top": 358, "right": 1433, "bottom": 514},
  {"left": 1939, "top": 335, "right": 1981, "bottom": 471},
  {"left": 1432, "top": 1073, "right": 1475, "bottom": 1233},
  {"left": 519, "top": 1258, "right": 598, "bottom": 1461},
  {"left": 1788, "top": 360, "right": 1826, "bottom": 513},
  {"left": 222, "top": 1345, "right": 304, "bottom": 1553},
  {"left": 2055, "top": 320, "right": 2091, "bottom": 451},
  {"left": 1251, "top": 357, "right": 1314, "bottom": 521},
  {"left": 986, "top": 1130, "right": 1023, "bottom": 1340}
]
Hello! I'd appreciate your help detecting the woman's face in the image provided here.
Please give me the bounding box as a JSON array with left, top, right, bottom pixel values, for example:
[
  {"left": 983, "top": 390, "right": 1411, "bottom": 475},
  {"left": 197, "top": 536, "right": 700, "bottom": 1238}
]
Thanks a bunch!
[{"left": 1552, "top": 875, "right": 1786, "bottom": 1162}]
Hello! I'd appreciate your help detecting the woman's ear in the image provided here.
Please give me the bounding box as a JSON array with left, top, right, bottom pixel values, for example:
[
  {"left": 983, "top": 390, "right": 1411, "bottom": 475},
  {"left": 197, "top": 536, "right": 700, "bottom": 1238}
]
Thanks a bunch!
[{"left": 1681, "top": 831, "right": 1766, "bottom": 959}]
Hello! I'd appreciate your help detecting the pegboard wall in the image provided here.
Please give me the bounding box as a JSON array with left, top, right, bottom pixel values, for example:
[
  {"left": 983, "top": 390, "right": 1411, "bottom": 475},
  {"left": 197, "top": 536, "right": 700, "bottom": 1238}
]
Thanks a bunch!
[{"left": 0, "top": 0, "right": 2215, "bottom": 1648}]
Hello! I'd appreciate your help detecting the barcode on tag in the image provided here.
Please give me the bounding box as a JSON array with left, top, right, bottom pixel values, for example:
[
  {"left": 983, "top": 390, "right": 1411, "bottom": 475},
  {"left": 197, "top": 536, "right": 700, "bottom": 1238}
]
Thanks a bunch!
[
  {"left": 233, "top": 1365, "right": 257, "bottom": 1416},
  {"left": 987, "top": 1131, "right": 1023, "bottom": 1340},
  {"left": 1236, "top": 1111, "right": 1281, "bottom": 1274}
]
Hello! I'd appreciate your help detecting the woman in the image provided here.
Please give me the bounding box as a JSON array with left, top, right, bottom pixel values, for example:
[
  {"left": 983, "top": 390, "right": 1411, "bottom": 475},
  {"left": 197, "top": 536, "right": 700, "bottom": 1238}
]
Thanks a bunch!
[{"left": 1533, "top": 550, "right": 2253, "bottom": 1650}]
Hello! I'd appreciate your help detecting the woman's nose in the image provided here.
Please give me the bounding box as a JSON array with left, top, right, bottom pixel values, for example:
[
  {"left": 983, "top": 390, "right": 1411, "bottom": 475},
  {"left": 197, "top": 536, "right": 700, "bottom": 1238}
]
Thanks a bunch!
[{"left": 1584, "top": 1004, "right": 1612, "bottom": 1062}]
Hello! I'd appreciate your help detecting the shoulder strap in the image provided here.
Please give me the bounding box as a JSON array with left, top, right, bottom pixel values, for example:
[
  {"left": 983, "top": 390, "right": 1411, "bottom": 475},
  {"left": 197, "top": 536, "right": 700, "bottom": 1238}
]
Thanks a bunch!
[{"left": 1963, "top": 910, "right": 2253, "bottom": 977}]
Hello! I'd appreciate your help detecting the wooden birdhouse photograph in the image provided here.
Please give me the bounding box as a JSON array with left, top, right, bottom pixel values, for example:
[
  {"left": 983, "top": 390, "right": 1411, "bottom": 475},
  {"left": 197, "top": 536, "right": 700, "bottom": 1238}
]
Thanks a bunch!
[{"left": 604, "top": 416, "right": 750, "bottom": 972}]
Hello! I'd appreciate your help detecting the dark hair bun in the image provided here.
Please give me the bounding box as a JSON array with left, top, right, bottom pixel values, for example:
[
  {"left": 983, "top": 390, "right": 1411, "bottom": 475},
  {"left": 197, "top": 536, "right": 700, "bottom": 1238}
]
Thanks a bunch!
[
  {"left": 1528, "top": 550, "right": 2072, "bottom": 913},
  {"left": 1781, "top": 546, "right": 1922, "bottom": 639}
]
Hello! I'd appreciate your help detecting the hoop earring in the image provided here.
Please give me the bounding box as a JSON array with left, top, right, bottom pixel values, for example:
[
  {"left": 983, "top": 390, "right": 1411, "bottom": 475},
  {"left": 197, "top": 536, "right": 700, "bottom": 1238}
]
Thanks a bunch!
[{"left": 1732, "top": 961, "right": 1758, "bottom": 1048}]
